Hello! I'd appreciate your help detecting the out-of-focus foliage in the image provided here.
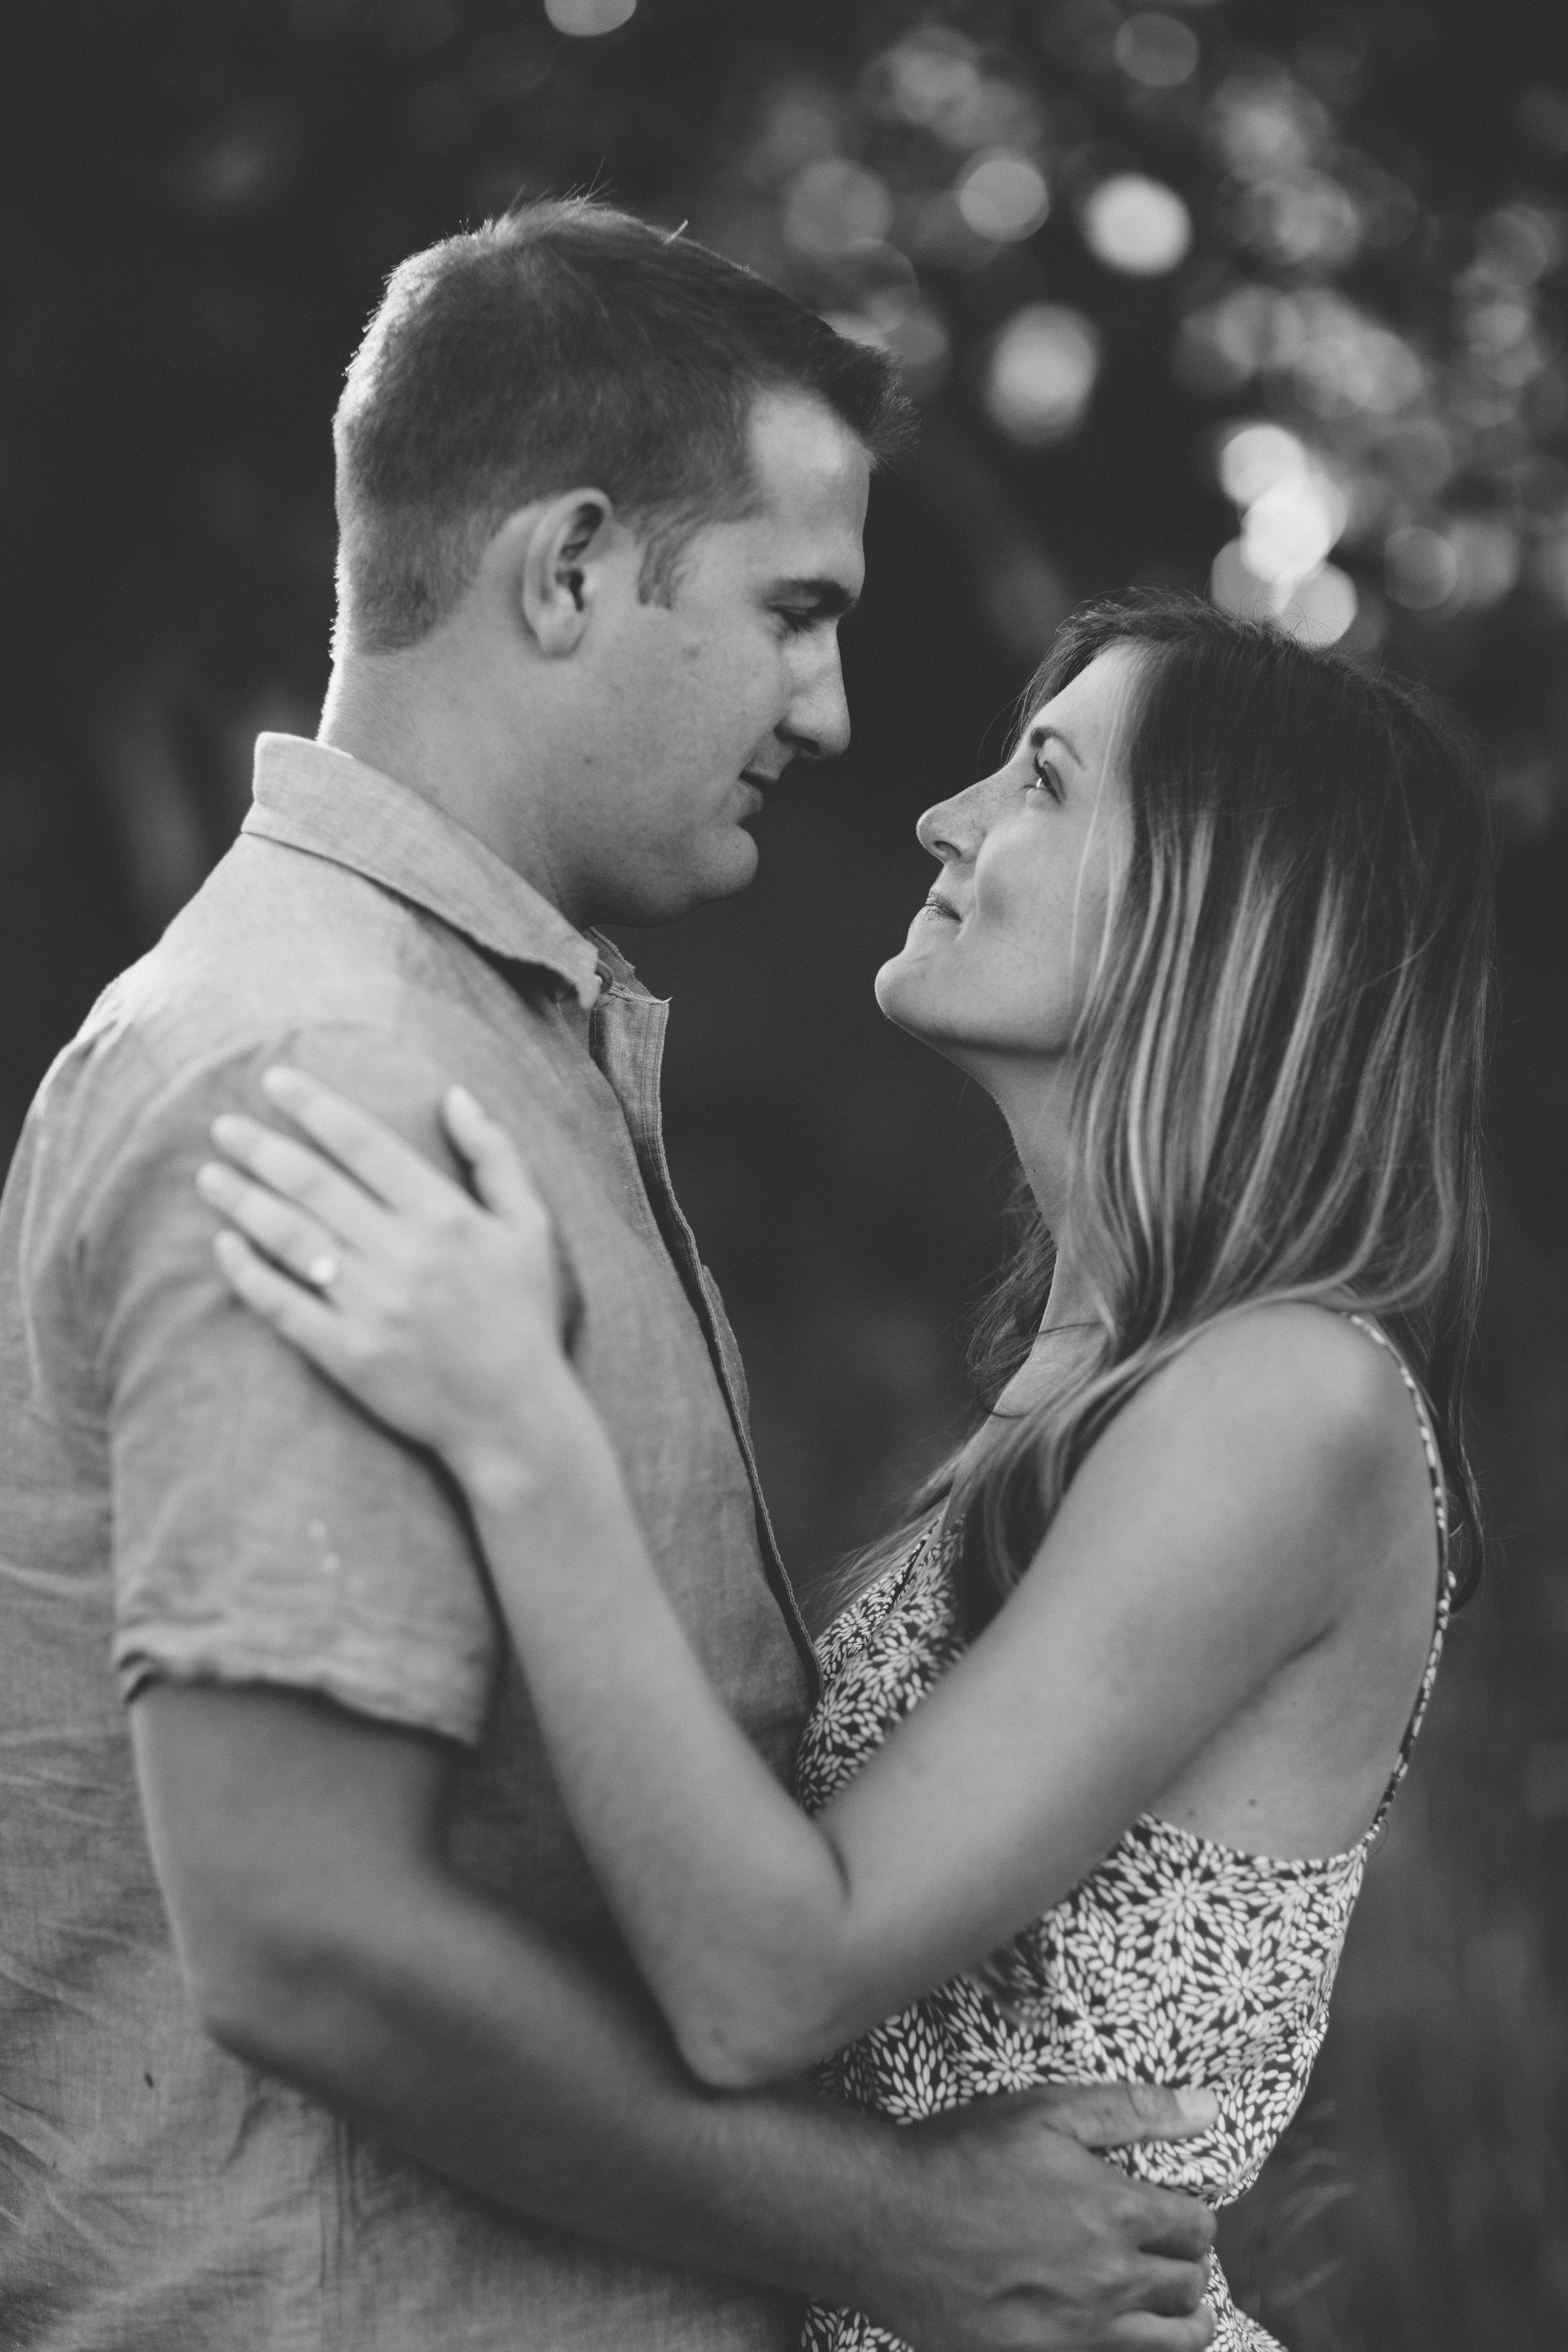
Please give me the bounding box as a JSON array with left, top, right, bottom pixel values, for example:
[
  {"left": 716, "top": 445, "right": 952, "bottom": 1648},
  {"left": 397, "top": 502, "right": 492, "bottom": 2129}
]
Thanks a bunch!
[
  {"left": 7, "top": 0, "right": 1568, "bottom": 883},
  {"left": 3, "top": 5, "right": 1567, "bottom": 2347},
  {"left": 685, "top": 1, "right": 1568, "bottom": 832}
]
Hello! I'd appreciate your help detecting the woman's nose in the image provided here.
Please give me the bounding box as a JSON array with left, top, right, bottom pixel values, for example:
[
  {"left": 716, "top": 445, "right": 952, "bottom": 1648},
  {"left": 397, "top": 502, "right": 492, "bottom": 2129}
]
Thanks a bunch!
[{"left": 916, "top": 780, "right": 985, "bottom": 862}]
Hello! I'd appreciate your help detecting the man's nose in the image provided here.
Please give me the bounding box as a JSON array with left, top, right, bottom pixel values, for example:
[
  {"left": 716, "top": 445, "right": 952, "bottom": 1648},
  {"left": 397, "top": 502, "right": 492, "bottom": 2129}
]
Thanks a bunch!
[{"left": 781, "top": 637, "right": 852, "bottom": 764}]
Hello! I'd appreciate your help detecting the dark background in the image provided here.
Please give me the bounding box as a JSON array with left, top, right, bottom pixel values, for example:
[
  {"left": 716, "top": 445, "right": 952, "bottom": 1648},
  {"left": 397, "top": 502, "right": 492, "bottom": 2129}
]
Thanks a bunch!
[{"left": 4, "top": 1, "right": 1567, "bottom": 2342}]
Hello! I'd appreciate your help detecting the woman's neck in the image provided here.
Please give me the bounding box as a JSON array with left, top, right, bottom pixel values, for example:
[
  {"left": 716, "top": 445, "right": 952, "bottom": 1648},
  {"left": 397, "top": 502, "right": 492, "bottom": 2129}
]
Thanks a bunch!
[
  {"left": 992, "top": 1063, "right": 1095, "bottom": 1340},
  {"left": 1037, "top": 1250, "right": 1097, "bottom": 1339}
]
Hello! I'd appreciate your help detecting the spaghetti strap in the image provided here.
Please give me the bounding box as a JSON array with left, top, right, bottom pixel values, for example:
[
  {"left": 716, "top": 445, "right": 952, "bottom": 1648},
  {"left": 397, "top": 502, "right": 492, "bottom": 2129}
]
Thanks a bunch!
[{"left": 1341, "top": 1311, "right": 1454, "bottom": 1842}]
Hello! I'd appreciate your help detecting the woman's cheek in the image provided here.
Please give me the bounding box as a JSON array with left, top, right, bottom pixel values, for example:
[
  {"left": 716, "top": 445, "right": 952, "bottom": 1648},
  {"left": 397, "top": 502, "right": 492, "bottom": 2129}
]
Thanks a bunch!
[{"left": 973, "top": 862, "right": 1032, "bottom": 934}]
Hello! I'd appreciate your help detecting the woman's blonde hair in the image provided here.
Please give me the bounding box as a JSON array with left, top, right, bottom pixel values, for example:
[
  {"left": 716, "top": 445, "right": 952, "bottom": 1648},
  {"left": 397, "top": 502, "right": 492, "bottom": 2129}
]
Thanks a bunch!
[{"left": 854, "top": 590, "right": 1494, "bottom": 1624}]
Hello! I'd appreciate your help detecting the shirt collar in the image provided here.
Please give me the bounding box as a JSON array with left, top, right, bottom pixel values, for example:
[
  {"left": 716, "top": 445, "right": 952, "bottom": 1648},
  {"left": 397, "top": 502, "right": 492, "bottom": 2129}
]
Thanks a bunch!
[{"left": 242, "top": 733, "right": 621, "bottom": 1010}]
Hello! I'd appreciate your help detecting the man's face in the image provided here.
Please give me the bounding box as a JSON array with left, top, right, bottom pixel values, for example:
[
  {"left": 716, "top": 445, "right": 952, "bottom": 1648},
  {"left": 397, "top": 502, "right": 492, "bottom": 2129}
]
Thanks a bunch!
[{"left": 565, "top": 390, "right": 871, "bottom": 926}]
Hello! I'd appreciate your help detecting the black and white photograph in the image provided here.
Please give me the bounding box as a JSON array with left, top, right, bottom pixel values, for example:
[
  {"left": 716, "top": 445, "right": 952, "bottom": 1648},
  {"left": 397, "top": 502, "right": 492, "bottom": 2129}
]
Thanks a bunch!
[{"left": 2, "top": 2, "right": 1566, "bottom": 2347}]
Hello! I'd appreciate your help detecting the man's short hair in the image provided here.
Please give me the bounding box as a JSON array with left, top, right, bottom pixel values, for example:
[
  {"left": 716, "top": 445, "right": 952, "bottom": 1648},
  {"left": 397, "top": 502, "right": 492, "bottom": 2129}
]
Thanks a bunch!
[{"left": 333, "top": 198, "right": 914, "bottom": 653}]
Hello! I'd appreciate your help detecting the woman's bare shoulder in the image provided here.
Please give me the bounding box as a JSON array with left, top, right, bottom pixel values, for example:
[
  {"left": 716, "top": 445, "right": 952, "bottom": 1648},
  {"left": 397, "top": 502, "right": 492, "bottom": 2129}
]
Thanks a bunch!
[{"left": 1120, "top": 1301, "right": 1423, "bottom": 1542}]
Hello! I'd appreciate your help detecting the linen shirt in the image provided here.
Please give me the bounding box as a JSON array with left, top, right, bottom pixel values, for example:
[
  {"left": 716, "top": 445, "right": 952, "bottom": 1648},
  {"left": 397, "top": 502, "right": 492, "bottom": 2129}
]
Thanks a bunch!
[{"left": 0, "top": 734, "right": 815, "bottom": 2350}]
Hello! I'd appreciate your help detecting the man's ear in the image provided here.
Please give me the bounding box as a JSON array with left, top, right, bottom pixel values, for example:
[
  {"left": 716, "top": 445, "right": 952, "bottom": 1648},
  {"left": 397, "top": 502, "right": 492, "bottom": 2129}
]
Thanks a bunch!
[{"left": 507, "top": 489, "right": 618, "bottom": 657}]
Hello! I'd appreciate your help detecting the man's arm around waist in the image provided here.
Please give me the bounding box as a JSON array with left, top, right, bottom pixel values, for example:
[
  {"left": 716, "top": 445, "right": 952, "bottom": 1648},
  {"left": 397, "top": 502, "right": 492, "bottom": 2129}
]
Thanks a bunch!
[{"left": 134, "top": 1679, "right": 1215, "bottom": 2352}]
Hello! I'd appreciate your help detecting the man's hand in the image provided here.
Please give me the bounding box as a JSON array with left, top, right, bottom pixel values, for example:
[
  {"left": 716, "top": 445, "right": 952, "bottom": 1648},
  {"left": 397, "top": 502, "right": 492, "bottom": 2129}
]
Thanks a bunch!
[{"left": 855, "top": 2083, "right": 1217, "bottom": 2352}]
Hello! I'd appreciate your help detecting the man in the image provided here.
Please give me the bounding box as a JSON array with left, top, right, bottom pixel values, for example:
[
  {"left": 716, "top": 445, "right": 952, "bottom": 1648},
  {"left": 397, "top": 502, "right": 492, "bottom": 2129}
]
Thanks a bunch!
[{"left": 0, "top": 201, "right": 1216, "bottom": 2349}]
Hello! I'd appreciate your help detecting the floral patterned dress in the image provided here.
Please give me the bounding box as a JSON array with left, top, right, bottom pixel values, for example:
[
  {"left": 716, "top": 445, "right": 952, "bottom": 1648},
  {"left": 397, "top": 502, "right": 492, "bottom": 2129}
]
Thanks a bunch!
[{"left": 796, "top": 1316, "right": 1452, "bottom": 2352}]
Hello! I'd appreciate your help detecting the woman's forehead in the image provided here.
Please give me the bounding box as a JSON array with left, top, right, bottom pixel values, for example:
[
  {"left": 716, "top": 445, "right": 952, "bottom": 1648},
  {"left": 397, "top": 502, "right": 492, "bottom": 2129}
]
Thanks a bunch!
[{"left": 1019, "top": 642, "right": 1146, "bottom": 755}]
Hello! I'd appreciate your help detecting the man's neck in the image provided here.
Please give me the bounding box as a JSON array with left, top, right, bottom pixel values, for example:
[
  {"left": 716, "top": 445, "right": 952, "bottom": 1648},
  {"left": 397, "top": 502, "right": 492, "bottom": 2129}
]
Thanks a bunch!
[{"left": 319, "top": 651, "right": 572, "bottom": 915}]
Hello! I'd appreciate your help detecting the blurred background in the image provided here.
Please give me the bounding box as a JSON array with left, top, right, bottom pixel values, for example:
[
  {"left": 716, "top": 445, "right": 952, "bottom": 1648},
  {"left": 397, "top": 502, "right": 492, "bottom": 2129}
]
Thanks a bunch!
[{"left": 3, "top": 0, "right": 1566, "bottom": 2340}]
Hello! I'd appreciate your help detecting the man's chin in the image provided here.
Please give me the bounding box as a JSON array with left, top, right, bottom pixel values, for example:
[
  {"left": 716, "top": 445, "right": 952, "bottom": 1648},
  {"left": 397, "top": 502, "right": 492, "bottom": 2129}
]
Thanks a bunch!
[
  {"left": 686, "top": 827, "right": 762, "bottom": 908},
  {"left": 600, "top": 835, "right": 760, "bottom": 928}
]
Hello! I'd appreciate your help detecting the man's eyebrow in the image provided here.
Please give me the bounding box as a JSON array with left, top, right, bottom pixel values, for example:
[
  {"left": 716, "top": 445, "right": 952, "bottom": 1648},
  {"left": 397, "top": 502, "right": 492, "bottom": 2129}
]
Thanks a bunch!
[
  {"left": 1026, "top": 720, "right": 1084, "bottom": 764},
  {"left": 767, "top": 576, "right": 860, "bottom": 617}
]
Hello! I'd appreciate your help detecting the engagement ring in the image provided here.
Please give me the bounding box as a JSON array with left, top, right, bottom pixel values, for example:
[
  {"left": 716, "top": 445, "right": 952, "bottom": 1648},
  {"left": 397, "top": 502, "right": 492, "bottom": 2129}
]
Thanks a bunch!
[{"left": 305, "top": 1252, "right": 340, "bottom": 1292}]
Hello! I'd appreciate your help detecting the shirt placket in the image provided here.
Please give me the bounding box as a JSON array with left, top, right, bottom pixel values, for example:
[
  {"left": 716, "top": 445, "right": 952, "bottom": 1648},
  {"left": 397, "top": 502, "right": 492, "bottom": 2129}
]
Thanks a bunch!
[{"left": 589, "top": 981, "right": 819, "bottom": 1696}]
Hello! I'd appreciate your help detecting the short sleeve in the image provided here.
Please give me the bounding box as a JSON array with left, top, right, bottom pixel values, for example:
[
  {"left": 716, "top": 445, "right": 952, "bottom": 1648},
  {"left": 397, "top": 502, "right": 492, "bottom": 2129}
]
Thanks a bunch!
[{"left": 80, "top": 1023, "right": 501, "bottom": 1744}]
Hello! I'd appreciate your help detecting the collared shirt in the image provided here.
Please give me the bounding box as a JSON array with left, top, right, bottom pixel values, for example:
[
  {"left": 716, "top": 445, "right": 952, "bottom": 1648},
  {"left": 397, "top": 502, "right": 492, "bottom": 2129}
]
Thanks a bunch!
[{"left": 0, "top": 733, "right": 814, "bottom": 2350}]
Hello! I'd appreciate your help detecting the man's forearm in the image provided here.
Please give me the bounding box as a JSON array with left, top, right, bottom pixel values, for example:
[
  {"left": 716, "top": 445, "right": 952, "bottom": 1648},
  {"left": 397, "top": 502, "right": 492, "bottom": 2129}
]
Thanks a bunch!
[
  {"left": 235, "top": 1880, "right": 1223, "bottom": 2352},
  {"left": 136, "top": 1686, "right": 1218, "bottom": 2352},
  {"left": 220, "top": 1857, "right": 901, "bottom": 2313}
]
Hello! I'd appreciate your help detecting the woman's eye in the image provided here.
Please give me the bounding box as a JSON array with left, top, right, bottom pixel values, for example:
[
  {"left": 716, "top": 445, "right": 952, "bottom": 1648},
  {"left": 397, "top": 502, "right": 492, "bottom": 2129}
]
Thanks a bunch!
[{"left": 1028, "top": 756, "right": 1063, "bottom": 801}]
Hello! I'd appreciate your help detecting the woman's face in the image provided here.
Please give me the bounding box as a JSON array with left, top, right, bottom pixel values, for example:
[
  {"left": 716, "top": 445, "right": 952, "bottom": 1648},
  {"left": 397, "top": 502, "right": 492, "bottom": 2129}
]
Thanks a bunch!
[{"left": 875, "top": 644, "right": 1139, "bottom": 1083}]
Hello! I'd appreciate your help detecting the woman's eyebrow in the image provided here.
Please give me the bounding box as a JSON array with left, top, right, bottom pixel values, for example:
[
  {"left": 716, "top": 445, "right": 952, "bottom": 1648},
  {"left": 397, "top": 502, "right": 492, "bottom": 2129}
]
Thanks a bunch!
[{"left": 1028, "top": 721, "right": 1084, "bottom": 764}]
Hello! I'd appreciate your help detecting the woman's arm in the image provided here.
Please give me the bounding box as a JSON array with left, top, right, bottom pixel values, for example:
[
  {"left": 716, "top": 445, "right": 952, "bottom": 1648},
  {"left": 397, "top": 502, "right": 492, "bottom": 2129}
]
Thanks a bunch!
[{"left": 201, "top": 1068, "right": 1406, "bottom": 2089}]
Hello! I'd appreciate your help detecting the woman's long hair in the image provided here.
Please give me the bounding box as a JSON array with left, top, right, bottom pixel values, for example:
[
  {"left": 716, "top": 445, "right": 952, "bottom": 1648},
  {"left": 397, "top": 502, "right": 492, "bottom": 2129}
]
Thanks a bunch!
[{"left": 850, "top": 590, "right": 1495, "bottom": 1625}]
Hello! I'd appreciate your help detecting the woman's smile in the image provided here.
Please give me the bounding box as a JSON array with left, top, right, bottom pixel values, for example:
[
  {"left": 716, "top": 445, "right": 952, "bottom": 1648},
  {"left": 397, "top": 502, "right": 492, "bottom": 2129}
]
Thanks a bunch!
[{"left": 918, "top": 887, "right": 962, "bottom": 924}]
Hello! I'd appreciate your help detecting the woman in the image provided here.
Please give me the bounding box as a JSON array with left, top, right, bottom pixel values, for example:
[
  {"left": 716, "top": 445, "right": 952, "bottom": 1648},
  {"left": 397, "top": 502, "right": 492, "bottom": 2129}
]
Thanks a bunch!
[{"left": 197, "top": 592, "right": 1492, "bottom": 2350}]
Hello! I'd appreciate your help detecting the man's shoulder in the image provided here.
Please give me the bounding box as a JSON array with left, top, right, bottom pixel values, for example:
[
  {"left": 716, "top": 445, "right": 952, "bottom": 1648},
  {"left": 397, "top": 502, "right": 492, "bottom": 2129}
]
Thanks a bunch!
[
  {"left": 11, "top": 829, "right": 590, "bottom": 1294},
  {"left": 98, "top": 834, "right": 416, "bottom": 1067},
  {"left": 18, "top": 862, "right": 452, "bottom": 1229},
  {"left": 59, "top": 823, "right": 525, "bottom": 1132}
]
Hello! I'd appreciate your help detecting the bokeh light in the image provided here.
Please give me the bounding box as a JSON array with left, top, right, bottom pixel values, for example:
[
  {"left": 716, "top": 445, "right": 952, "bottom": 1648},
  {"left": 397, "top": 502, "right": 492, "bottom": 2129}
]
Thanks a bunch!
[
  {"left": 955, "top": 150, "right": 1049, "bottom": 243},
  {"left": 905, "top": 189, "right": 996, "bottom": 270},
  {"left": 825, "top": 292, "right": 952, "bottom": 400},
  {"left": 1532, "top": 530, "right": 1568, "bottom": 615},
  {"left": 983, "top": 304, "right": 1101, "bottom": 446},
  {"left": 863, "top": 23, "right": 979, "bottom": 126},
  {"left": 1232, "top": 171, "right": 1364, "bottom": 270},
  {"left": 743, "top": 86, "right": 841, "bottom": 188},
  {"left": 1115, "top": 12, "right": 1200, "bottom": 90},
  {"left": 1448, "top": 516, "right": 1524, "bottom": 608},
  {"left": 1379, "top": 416, "right": 1460, "bottom": 500},
  {"left": 1209, "top": 537, "right": 1278, "bottom": 621},
  {"left": 542, "top": 0, "right": 635, "bottom": 34},
  {"left": 1217, "top": 421, "right": 1311, "bottom": 508},
  {"left": 866, "top": 28, "right": 1041, "bottom": 154},
  {"left": 783, "top": 158, "right": 893, "bottom": 257},
  {"left": 1211, "top": 419, "right": 1357, "bottom": 640},
  {"left": 1385, "top": 525, "right": 1461, "bottom": 611},
  {"left": 1174, "top": 284, "right": 1426, "bottom": 417},
  {"left": 1282, "top": 562, "right": 1360, "bottom": 644},
  {"left": 882, "top": 302, "right": 952, "bottom": 397},
  {"left": 933, "top": 73, "right": 1041, "bottom": 154},
  {"left": 1480, "top": 200, "right": 1567, "bottom": 282},
  {"left": 1207, "top": 68, "right": 1330, "bottom": 176},
  {"left": 1518, "top": 84, "right": 1568, "bottom": 157},
  {"left": 1079, "top": 174, "right": 1192, "bottom": 274},
  {"left": 1243, "top": 473, "right": 1343, "bottom": 581},
  {"left": 1210, "top": 542, "right": 1359, "bottom": 645}
]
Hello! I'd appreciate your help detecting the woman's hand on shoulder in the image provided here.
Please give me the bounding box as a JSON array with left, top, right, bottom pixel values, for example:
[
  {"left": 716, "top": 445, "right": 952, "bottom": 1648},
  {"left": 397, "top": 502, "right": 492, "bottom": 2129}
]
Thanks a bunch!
[{"left": 195, "top": 1067, "right": 581, "bottom": 1477}]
